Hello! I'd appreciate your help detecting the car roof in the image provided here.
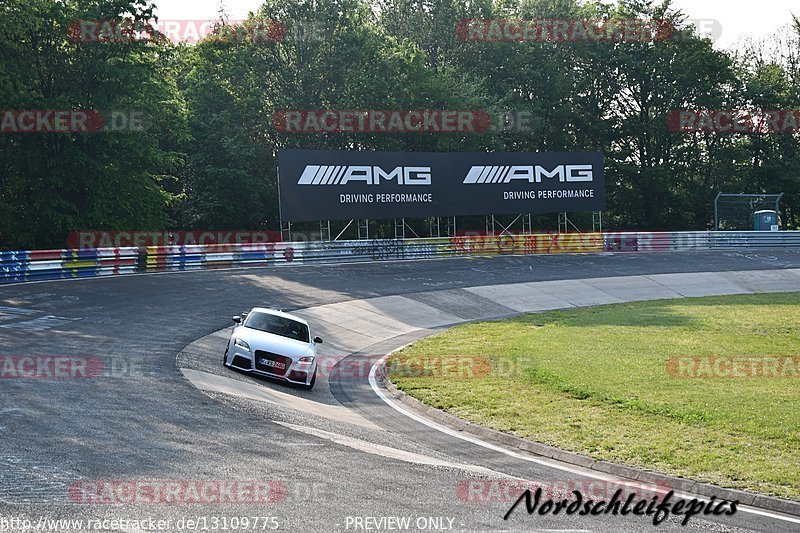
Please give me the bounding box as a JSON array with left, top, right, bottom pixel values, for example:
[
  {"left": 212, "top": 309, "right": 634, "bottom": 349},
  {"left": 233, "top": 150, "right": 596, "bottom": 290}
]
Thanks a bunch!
[{"left": 248, "top": 307, "right": 309, "bottom": 326}]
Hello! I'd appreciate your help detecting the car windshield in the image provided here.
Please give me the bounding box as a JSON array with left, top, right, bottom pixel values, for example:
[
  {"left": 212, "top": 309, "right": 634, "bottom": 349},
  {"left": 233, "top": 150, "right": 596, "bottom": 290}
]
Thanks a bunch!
[{"left": 243, "top": 312, "right": 309, "bottom": 343}]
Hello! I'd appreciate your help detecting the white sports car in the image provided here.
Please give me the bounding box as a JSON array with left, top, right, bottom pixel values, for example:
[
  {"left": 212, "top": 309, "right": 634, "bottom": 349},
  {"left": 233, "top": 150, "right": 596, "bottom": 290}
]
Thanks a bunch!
[{"left": 224, "top": 307, "right": 322, "bottom": 389}]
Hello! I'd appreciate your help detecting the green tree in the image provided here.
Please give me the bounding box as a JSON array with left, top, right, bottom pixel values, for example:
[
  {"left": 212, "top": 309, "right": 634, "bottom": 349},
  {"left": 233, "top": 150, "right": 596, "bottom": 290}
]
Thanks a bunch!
[{"left": 0, "top": 0, "right": 185, "bottom": 249}]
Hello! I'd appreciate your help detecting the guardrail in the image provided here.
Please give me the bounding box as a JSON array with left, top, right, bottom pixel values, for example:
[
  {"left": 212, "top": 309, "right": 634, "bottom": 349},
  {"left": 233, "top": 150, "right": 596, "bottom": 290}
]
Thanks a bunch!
[{"left": 1, "top": 231, "right": 799, "bottom": 284}]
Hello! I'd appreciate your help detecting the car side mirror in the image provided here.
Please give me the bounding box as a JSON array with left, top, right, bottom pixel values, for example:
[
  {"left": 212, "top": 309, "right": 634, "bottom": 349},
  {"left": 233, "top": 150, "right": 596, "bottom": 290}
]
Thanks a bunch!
[
  {"left": 313, "top": 336, "right": 323, "bottom": 344},
  {"left": 232, "top": 316, "right": 242, "bottom": 324}
]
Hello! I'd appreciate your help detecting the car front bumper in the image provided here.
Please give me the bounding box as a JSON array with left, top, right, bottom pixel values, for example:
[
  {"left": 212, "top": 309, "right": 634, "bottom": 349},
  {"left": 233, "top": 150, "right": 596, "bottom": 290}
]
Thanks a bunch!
[{"left": 226, "top": 344, "right": 315, "bottom": 386}]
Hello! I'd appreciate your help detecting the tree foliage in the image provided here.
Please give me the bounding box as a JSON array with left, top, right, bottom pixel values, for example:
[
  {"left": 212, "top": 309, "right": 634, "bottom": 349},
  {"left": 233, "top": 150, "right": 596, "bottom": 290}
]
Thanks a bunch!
[{"left": 1, "top": 0, "right": 799, "bottom": 249}]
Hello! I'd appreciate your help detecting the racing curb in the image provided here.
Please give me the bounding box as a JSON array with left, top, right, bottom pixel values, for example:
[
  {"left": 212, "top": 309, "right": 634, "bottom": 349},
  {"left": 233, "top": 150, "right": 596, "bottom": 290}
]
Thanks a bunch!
[{"left": 374, "top": 365, "right": 800, "bottom": 518}]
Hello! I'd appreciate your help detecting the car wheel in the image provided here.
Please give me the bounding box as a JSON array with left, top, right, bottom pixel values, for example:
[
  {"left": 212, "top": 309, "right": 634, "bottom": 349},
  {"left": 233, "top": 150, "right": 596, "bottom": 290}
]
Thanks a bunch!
[
  {"left": 223, "top": 346, "right": 229, "bottom": 367},
  {"left": 304, "top": 367, "right": 317, "bottom": 390}
]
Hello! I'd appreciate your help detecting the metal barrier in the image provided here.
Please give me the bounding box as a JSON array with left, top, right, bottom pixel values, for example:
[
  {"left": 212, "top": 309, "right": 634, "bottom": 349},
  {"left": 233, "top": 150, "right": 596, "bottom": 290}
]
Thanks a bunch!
[{"left": 2, "top": 231, "right": 799, "bottom": 284}]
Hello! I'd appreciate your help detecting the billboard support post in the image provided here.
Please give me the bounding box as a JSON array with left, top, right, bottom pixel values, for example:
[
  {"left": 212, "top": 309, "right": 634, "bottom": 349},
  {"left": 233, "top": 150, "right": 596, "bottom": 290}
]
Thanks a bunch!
[
  {"left": 333, "top": 220, "right": 354, "bottom": 241},
  {"left": 280, "top": 220, "right": 292, "bottom": 242},
  {"left": 522, "top": 213, "right": 532, "bottom": 234},
  {"left": 592, "top": 211, "right": 603, "bottom": 232},
  {"left": 561, "top": 213, "right": 583, "bottom": 233},
  {"left": 446, "top": 216, "right": 456, "bottom": 237},
  {"left": 319, "top": 220, "right": 331, "bottom": 241},
  {"left": 394, "top": 219, "right": 419, "bottom": 239},
  {"left": 494, "top": 214, "right": 524, "bottom": 236},
  {"left": 558, "top": 213, "right": 569, "bottom": 233},
  {"left": 429, "top": 217, "right": 441, "bottom": 238},
  {"left": 430, "top": 216, "right": 457, "bottom": 237},
  {"left": 357, "top": 219, "right": 370, "bottom": 240}
]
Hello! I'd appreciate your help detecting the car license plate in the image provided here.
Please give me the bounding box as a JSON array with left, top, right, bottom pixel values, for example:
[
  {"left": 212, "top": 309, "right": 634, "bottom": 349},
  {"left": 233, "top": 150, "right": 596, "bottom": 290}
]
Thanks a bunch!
[{"left": 260, "top": 358, "right": 285, "bottom": 370}]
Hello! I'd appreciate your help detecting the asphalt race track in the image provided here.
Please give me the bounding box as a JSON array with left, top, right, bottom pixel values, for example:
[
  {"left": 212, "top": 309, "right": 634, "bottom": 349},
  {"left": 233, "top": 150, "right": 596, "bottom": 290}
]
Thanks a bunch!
[{"left": 2, "top": 250, "right": 800, "bottom": 533}]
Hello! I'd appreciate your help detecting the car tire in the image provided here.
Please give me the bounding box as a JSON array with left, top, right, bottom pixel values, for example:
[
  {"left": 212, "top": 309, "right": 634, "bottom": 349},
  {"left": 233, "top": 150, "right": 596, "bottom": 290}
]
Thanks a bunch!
[
  {"left": 304, "top": 367, "right": 317, "bottom": 390},
  {"left": 223, "top": 346, "right": 229, "bottom": 367}
]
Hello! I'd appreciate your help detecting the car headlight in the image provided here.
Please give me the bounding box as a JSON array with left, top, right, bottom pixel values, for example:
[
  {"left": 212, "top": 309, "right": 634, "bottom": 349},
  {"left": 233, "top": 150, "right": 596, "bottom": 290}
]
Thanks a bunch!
[
  {"left": 234, "top": 338, "right": 251, "bottom": 351},
  {"left": 297, "top": 356, "right": 314, "bottom": 363}
]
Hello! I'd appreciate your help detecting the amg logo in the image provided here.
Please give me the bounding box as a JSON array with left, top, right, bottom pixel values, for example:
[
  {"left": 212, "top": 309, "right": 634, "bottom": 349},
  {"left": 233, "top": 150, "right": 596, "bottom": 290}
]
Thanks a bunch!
[
  {"left": 298, "top": 165, "right": 432, "bottom": 185},
  {"left": 462, "top": 165, "right": 594, "bottom": 184}
]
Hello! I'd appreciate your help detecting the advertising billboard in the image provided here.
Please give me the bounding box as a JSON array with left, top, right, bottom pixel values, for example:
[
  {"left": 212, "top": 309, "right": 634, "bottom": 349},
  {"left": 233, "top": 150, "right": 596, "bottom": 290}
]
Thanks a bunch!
[{"left": 278, "top": 149, "right": 605, "bottom": 222}]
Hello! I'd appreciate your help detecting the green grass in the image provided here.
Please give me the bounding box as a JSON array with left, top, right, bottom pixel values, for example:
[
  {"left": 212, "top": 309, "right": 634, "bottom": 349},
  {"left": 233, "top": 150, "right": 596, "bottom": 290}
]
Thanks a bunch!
[{"left": 388, "top": 293, "right": 800, "bottom": 500}]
